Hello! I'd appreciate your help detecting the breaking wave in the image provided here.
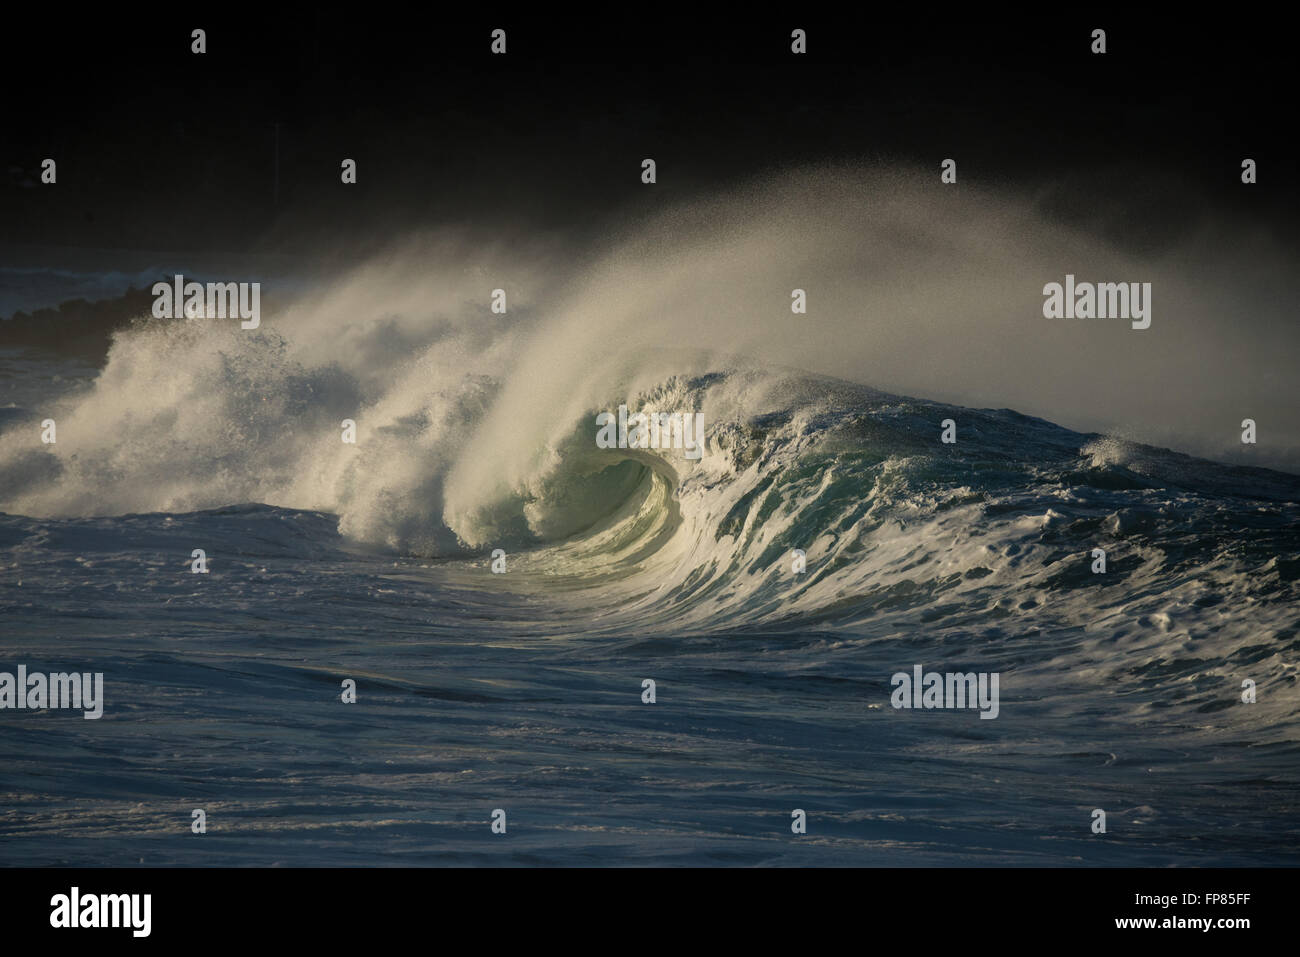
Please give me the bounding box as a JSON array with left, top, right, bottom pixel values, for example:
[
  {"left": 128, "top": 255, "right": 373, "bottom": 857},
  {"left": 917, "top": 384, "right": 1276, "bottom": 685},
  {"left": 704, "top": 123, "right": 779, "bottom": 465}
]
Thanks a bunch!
[{"left": 2, "top": 166, "right": 1298, "bottom": 651}]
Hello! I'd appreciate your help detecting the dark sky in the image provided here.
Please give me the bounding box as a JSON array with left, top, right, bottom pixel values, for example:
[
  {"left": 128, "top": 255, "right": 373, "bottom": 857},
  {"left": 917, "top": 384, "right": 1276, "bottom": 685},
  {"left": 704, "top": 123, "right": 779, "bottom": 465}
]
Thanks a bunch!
[{"left": 2, "top": 11, "right": 1294, "bottom": 257}]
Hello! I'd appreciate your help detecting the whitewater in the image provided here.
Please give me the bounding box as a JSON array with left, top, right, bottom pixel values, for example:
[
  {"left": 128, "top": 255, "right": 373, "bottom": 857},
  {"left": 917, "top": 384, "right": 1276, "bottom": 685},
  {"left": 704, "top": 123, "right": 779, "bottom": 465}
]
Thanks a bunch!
[{"left": 1, "top": 168, "right": 1297, "bottom": 865}]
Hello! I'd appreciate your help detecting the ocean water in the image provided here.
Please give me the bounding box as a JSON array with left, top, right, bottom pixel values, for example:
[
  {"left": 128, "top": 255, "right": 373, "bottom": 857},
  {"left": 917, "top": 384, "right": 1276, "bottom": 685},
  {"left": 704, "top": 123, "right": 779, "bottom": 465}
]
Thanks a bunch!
[{"left": 2, "top": 171, "right": 1298, "bottom": 866}]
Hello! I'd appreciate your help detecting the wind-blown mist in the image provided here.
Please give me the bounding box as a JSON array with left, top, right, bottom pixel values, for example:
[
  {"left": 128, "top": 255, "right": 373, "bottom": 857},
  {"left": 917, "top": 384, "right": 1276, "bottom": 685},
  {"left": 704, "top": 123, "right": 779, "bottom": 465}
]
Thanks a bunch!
[{"left": 2, "top": 166, "right": 1294, "bottom": 545}]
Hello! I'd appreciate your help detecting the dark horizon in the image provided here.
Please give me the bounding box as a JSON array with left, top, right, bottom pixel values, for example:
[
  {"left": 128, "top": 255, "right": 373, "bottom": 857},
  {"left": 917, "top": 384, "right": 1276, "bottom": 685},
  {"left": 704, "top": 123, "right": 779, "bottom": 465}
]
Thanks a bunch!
[{"left": 2, "top": 12, "right": 1296, "bottom": 259}]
